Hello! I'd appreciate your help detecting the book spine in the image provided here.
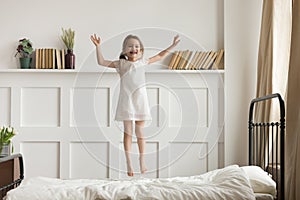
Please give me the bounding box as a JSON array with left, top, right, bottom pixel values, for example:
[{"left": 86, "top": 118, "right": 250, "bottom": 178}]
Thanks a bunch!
[
  {"left": 212, "top": 49, "right": 224, "bottom": 69},
  {"left": 172, "top": 51, "right": 183, "bottom": 70},
  {"left": 61, "top": 49, "right": 65, "bottom": 69},
  {"left": 168, "top": 51, "right": 178, "bottom": 69},
  {"left": 183, "top": 50, "right": 193, "bottom": 70},
  {"left": 194, "top": 51, "right": 204, "bottom": 70},
  {"left": 35, "top": 49, "right": 39, "bottom": 69}
]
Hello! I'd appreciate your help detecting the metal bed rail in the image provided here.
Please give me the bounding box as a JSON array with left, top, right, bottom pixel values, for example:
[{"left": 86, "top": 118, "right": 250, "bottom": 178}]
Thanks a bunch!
[{"left": 248, "top": 93, "right": 285, "bottom": 200}]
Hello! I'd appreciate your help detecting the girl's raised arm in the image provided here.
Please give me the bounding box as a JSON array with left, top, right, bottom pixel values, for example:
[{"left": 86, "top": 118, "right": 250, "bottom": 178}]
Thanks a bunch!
[
  {"left": 90, "top": 34, "right": 117, "bottom": 68},
  {"left": 148, "top": 35, "right": 180, "bottom": 64}
]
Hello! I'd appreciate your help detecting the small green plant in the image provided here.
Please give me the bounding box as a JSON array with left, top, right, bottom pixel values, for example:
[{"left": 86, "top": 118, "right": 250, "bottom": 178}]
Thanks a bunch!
[
  {"left": 15, "top": 38, "right": 33, "bottom": 58},
  {"left": 0, "top": 126, "right": 17, "bottom": 155},
  {"left": 0, "top": 126, "right": 17, "bottom": 144},
  {"left": 61, "top": 28, "right": 75, "bottom": 50}
]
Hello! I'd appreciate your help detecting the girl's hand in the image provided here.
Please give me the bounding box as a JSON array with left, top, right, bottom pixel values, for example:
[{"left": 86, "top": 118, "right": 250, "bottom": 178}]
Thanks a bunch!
[
  {"left": 148, "top": 35, "right": 181, "bottom": 64},
  {"left": 90, "top": 34, "right": 101, "bottom": 47},
  {"left": 172, "top": 35, "right": 180, "bottom": 47}
]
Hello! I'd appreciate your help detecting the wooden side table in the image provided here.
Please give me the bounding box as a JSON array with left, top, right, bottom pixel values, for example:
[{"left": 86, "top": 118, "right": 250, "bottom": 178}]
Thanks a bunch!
[{"left": 0, "top": 154, "right": 24, "bottom": 198}]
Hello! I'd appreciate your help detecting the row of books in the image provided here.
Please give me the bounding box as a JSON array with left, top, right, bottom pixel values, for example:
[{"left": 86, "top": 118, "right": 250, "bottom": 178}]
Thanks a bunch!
[
  {"left": 168, "top": 49, "right": 224, "bottom": 70},
  {"left": 34, "top": 48, "right": 66, "bottom": 69}
]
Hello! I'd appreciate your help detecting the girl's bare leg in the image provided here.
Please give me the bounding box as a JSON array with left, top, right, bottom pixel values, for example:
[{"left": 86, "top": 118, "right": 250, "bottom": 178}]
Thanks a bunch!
[
  {"left": 135, "top": 120, "right": 147, "bottom": 174},
  {"left": 123, "top": 120, "right": 134, "bottom": 176}
]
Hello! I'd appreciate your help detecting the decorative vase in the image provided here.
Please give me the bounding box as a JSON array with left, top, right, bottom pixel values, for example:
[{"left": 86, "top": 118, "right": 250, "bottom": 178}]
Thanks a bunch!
[
  {"left": 65, "top": 49, "right": 75, "bottom": 69},
  {"left": 19, "top": 57, "right": 31, "bottom": 69},
  {"left": 0, "top": 143, "right": 11, "bottom": 157}
]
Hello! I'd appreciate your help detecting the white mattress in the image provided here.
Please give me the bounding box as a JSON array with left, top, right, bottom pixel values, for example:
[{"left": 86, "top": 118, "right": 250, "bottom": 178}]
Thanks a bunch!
[{"left": 6, "top": 165, "right": 257, "bottom": 200}]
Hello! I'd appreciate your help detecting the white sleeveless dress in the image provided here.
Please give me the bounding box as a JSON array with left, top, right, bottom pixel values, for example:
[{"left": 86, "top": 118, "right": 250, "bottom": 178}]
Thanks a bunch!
[{"left": 114, "top": 58, "right": 152, "bottom": 121}]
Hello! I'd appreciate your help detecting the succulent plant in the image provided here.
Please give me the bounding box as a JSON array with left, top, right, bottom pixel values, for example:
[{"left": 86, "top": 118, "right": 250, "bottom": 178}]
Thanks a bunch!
[{"left": 15, "top": 38, "right": 33, "bottom": 58}]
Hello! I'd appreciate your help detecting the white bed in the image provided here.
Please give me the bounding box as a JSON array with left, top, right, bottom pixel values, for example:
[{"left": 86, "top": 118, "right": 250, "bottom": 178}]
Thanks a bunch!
[
  {"left": 1, "top": 94, "right": 284, "bottom": 200},
  {"left": 4, "top": 165, "right": 276, "bottom": 200}
]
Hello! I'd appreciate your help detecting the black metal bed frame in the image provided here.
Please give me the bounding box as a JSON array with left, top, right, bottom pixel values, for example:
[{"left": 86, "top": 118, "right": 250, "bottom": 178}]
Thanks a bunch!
[
  {"left": 249, "top": 93, "right": 285, "bottom": 200},
  {"left": 0, "top": 153, "right": 24, "bottom": 199}
]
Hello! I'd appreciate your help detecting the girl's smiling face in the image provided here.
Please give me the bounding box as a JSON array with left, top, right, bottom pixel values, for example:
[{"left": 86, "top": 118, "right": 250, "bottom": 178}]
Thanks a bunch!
[{"left": 124, "top": 38, "right": 142, "bottom": 61}]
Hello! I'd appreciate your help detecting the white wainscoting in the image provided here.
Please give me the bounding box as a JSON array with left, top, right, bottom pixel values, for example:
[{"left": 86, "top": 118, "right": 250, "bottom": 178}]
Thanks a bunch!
[{"left": 0, "top": 69, "right": 224, "bottom": 179}]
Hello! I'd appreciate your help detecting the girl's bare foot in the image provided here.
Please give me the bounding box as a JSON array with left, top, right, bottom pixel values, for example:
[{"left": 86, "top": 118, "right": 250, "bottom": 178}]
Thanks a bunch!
[
  {"left": 127, "top": 163, "right": 134, "bottom": 177},
  {"left": 140, "top": 158, "right": 147, "bottom": 174},
  {"left": 127, "top": 172, "right": 134, "bottom": 176}
]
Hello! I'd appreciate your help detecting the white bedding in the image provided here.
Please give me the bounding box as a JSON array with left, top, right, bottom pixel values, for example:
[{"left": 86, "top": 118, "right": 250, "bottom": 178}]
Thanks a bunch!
[
  {"left": 241, "top": 166, "right": 276, "bottom": 197},
  {"left": 6, "top": 165, "right": 256, "bottom": 200}
]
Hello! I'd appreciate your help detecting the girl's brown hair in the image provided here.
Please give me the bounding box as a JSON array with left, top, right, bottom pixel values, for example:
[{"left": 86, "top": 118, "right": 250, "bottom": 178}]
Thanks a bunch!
[{"left": 119, "top": 35, "right": 144, "bottom": 60}]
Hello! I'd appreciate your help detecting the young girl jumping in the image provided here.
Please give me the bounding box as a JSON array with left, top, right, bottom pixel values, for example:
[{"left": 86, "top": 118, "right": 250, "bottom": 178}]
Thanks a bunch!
[{"left": 90, "top": 33, "right": 180, "bottom": 176}]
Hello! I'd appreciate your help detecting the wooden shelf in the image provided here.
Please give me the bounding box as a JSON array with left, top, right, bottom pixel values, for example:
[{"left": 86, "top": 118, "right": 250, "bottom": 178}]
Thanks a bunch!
[{"left": 0, "top": 68, "right": 225, "bottom": 74}]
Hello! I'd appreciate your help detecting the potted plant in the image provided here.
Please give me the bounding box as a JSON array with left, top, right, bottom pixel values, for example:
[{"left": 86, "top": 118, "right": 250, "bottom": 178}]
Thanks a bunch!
[
  {"left": 0, "top": 126, "right": 17, "bottom": 157},
  {"left": 15, "top": 38, "right": 33, "bottom": 69},
  {"left": 61, "top": 28, "right": 75, "bottom": 69}
]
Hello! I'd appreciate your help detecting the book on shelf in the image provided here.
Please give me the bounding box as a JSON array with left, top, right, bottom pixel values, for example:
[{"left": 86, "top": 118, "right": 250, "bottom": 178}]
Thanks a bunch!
[
  {"left": 167, "top": 49, "right": 224, "bottom": 70},
  {"left": 35, "top": 49, "right": 39, "bottom": 69},
  {"left": 56, "top": 49, "right": 62, "bottom": 69},
  {"left": 206, "top": 51, "right": 218, "bottom": 69},
  {"left": 45, "top": 49, "right": 49, "bottom": 69},
  {"left": 34, "top": 48, "right": 67, "bottom": 69},
  {"left": 172, "top": 51, "right": 183, "bottom": 70},
  {"left": 212, "top": 49, "right": 224, "bottom": 69},
  {"left": 202, "top": 51, "right": 218, "bottom": 70},
  {"left": 183, "top": 50, "right": 193, "bottom": 70},
  {"left": 201, "top": 51, "right": 213, "bottom": 69},
  {"left": 177, "top": 50, "right": 191, "bottom": 70},
  {"left": 61, "top": 49, "right": 65, "bottom": 69},
  {"left": 198, "top": 51, "right": 211, "bottom": 69},
  {"left": 168, "top": 51, "right": 179, "bottom": 69},
  {"left": 195, "top": 51, "right": 206, "bottom": 69},
  {"left": 176, "top": 50, "right": 187, "bottom": 69},
  {"left": 186, "top": 51, "right": 198, "bottom": 70},
  {"left": 42, "top": 49, "right": 46, "bottom": 69},
  {"left": 52, "top": 48, "right": 56, "bottom": 69},
  {"left": 195, "top": 51, "right": 204, "bottom": 69}
]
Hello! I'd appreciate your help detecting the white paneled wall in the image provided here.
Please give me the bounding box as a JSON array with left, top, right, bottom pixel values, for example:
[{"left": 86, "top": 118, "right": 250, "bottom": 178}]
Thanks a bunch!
[
  {"left": 21, "top": 87, "right": 61, "bottom": 127},
  {"left": 0, "top": 69, "right": 224, "bottom": 179},
  {"left": 0, "top": 87, "right": 11, "bottom": 125}
]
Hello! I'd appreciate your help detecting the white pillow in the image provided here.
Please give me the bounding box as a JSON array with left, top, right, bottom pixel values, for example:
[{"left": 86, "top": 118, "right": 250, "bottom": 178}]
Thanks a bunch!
[{"left": 241, "top": 166, "right": 276, "bottom": 197}]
